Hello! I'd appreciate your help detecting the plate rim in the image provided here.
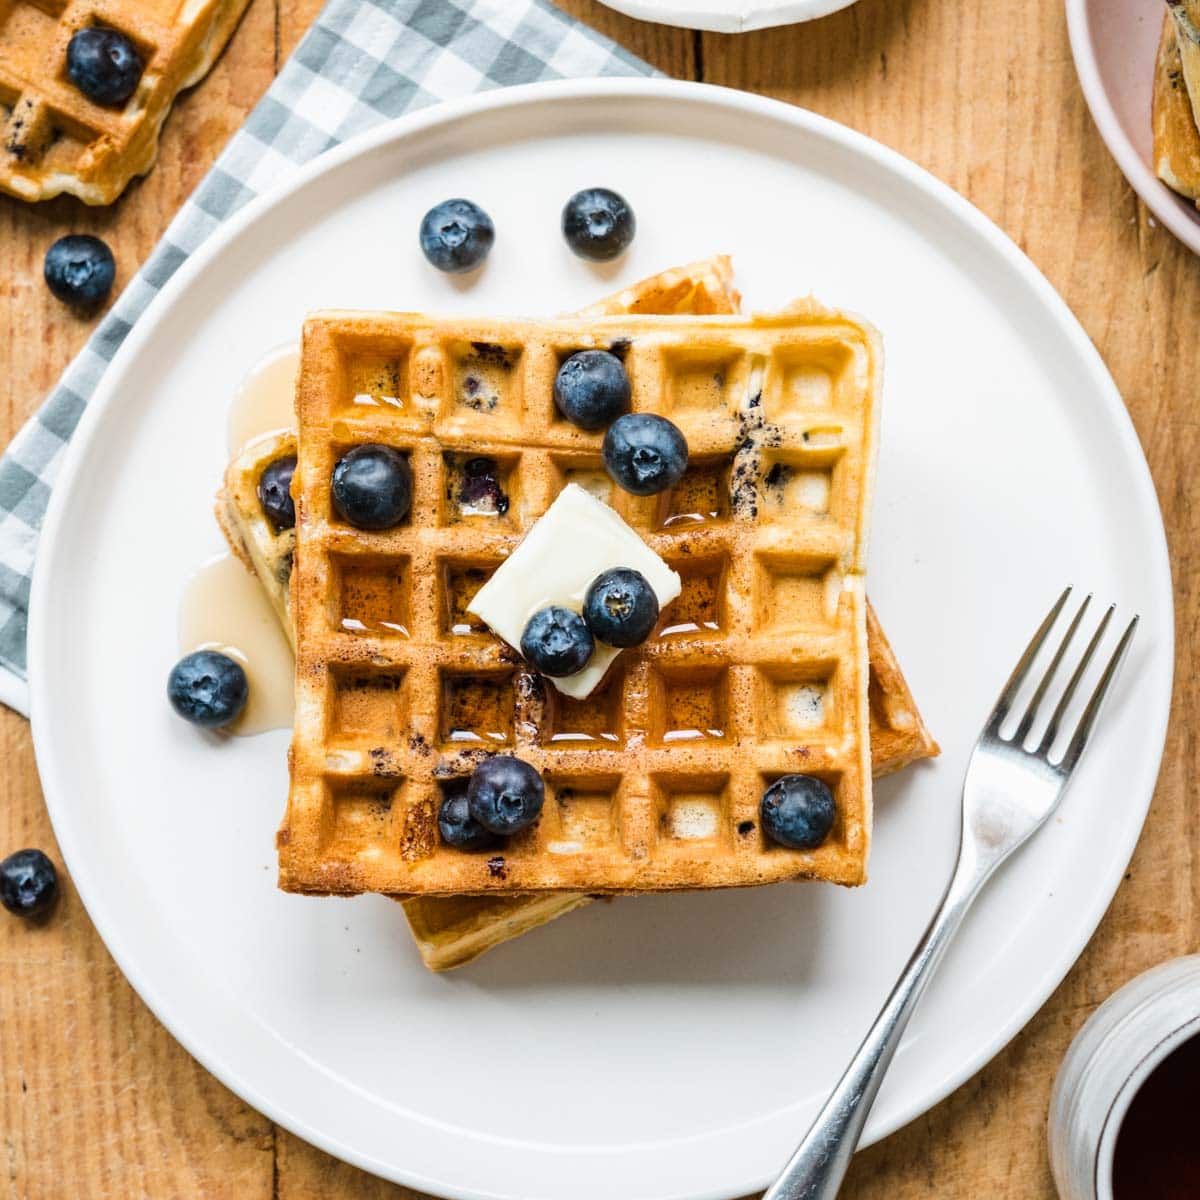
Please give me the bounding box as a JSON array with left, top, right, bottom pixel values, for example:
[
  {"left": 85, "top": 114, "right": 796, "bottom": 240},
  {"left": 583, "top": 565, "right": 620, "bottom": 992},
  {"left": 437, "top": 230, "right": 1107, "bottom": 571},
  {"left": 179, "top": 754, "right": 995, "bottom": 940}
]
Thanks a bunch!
[
  {"left": 27, "top": 76, "right": 1174, "bottom": 1198},
  {"left": 595, "top": 0, "right": 857, "bottom": 34},
  {"left": 1065, "top": 0, "right": 1200, "bottom": 256}
]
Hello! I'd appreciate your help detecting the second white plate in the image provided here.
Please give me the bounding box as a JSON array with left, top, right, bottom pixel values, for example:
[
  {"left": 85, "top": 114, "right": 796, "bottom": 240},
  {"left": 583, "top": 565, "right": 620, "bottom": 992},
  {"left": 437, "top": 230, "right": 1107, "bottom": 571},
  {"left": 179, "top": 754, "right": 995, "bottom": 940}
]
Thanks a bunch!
[
  {"left": 29, "top": 80, "right": 1172, "bottom": 1200},
  {"left": 596, "top": 0, "right": 856, "bottom": 33}
]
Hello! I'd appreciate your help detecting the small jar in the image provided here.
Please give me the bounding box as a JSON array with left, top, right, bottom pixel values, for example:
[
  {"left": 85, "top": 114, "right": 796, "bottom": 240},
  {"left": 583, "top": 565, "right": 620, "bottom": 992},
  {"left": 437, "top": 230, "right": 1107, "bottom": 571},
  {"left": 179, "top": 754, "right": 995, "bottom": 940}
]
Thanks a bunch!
[{"left": 1048, "top": 955, "right": 1200, "bottom": 1200}]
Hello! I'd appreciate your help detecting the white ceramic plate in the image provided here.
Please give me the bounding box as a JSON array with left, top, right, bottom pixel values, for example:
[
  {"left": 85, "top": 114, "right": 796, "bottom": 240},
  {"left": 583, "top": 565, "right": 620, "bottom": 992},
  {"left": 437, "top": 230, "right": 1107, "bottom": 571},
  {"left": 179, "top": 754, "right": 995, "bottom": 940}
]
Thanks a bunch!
[
  {"left": 1066, "top": 0, "right": 1200, "bottom": 255},
  {"left": 29, "top": 80, "right": 1172, "bottom": 1200},
  {"left": 596, "top": 0, "right": 855, "bottom": 33}
]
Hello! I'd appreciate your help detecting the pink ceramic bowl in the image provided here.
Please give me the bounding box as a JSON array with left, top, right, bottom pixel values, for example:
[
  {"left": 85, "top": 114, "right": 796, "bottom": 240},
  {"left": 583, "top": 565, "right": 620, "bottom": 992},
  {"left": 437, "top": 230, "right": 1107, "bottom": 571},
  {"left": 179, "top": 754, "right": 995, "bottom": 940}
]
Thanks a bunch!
[{"left": 1067, "top": 0, "right": 1200, "bottom": 254}]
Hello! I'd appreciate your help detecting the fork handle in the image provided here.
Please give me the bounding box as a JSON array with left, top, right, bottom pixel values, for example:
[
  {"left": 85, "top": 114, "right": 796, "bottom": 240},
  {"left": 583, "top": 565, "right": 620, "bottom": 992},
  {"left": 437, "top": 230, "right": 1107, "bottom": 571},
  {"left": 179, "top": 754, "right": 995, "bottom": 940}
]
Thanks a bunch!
[{"left": 763, "top": 853, "right": 988, "bottom": 1200}]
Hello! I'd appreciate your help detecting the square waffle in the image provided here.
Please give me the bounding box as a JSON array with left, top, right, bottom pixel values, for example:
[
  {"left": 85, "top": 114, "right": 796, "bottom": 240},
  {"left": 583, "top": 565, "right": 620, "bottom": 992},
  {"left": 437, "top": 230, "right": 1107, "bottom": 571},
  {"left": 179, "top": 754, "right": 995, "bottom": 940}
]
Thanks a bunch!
[
  {"left": 280, "top": 303, "right": 883, "bottom": 895},
  {"left": 1, "top": 0, "right": 251, "bottom": 204},
  {"left": 218, "top": 258, "right": 935, "bottom": 964}
]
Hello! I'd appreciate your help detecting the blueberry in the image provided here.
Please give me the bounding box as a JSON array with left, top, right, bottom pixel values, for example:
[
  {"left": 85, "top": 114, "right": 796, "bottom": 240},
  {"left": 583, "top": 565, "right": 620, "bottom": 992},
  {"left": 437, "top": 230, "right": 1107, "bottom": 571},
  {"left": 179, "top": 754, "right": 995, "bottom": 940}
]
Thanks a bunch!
[
  {"left": 760, "top": 775, "right": 836, "bottom": 850},
  {"left": 520, "top": 606, "right": 594, "bottom": 677},
  {"left": 66, "top": 27, "right": 144, "bottom": 107},
  {"left": 168, "top": 650, "right": 249, "bottom": 729},
  {"left": 562, "top": 188, "right": 636, "bottom": 262},
  {"left": 583, "top": 567, "right": 659, "bottom": 647},
  {"left": 602, "top": 413, "right": 688, "bottom": 496},
  {"left": 331, "top": 444, "right": 412, "bottom": 530},
  {"left": 467, "top": 757, "right": 545, "bottom": 836},
  {"left": 258, "top": 455, "right": 296, "bottom": 531},
  {"left": 419, "top": 199, "right": 495, "bottom": 274},
  {"left": 438, "top": 783, "right": 500, "bottom": 851},
  {"left": 43, "top": 235, "right": 115, "bottom": 309},
  {"left": 0, "top": 850, "right": 58, "bottom": 919},
  {"left": 553, "top": 350, "right": 631, "bottom": 431}
]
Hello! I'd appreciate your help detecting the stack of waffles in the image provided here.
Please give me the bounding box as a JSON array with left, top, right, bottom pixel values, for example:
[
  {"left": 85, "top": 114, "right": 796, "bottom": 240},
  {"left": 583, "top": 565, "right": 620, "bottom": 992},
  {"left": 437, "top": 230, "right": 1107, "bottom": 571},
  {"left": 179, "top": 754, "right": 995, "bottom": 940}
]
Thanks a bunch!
[
  {"left": 1, "top": 0, "right": 251, "bottom": 204},
  {"left": 219, "top": 257, "right": 938, "bottom": 969}
]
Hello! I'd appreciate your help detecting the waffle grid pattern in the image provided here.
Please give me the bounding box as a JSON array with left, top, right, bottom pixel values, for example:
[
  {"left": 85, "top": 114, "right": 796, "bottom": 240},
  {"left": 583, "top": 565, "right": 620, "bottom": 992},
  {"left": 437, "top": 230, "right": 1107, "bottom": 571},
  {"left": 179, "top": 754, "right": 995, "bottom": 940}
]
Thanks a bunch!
[
  {"left": 281, "top": 307, "right": 881, "bottom": 895},
  {"left": 0, "top": 0, "right": 250, "bottom": 204}
]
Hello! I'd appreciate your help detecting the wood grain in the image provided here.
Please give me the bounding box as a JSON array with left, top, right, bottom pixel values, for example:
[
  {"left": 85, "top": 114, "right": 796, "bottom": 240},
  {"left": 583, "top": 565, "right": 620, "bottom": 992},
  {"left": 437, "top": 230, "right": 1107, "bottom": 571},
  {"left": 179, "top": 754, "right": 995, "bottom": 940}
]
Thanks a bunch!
[{"left": 0, "top": 0, "right": 1195, "bottom": 1196}]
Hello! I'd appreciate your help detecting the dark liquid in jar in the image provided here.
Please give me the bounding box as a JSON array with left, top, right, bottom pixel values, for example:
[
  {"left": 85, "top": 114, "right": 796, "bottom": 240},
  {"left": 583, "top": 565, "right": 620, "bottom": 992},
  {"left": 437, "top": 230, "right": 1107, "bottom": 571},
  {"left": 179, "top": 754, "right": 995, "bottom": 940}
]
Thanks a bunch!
[{"left": 1111, "top": 1032, "right": 1200, "bottom": 1200}]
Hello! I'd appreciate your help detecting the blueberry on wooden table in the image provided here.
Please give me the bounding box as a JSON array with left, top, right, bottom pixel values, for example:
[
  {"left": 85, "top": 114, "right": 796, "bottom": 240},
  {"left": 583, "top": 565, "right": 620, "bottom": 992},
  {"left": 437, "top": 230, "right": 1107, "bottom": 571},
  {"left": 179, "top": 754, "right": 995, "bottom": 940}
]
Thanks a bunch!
[
  {"left": 419, "top": 199, "right": 495, "bottom": 273},
  {"left": 562, "top": 187, "right": 636, "bottom": 261},
  {"left": 602, "top": 412, "right": 688, "bottom": 496},
  {"left": 66, "top": 27, "right": 144, "bottom": 106},
  {"left": 43, "top": 235, "right": 115, "bottom": 309},
  {"left": 553, "top": 349, "right": 631, "bottom": 430},
  {"left": 168, "top": 650, "right": 249, "bottom": 729},
  {"left": 0, "top": 849, "right": 59, "bottom": 918},
  {"left": 467, "top": 757, "right": 545, "bottom": 836},
  {"left": 583, "top": 567, "right": 659, "bottom": 647},
  {"left": 520, "top": 606, "right": 594, "bottom": 677},
  {"left": 760, "top": 775, "right": 836, "bottom": 850},
  {"left": 331, "top": 444, "right": 412, "bottom": 529}
]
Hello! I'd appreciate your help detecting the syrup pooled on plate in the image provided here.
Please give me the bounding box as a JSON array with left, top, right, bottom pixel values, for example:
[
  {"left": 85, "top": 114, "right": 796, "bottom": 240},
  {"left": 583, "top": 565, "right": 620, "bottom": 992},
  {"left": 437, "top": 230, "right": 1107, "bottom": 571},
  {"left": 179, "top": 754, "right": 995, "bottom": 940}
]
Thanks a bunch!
[
  {"left": 178, "top": 554, "right": 293, "bottom": 735},
  {"left": 227, "top": 342, "right": 299, "bottom": 454}
]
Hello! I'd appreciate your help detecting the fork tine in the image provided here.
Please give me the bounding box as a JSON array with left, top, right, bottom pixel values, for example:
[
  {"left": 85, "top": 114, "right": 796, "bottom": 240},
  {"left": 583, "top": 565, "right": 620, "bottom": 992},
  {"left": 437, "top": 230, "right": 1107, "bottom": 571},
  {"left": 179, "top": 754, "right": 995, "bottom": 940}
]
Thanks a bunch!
[
  {"left": 1013, "top": 593, "right": 1092, "bottom": 743},
  {"left": 1058, "top": 615, "right": 1138, "bottom": 772},
  {"left": 985, "top": 587, "right": 1072, "bottom": 735},
  {"left": 1038, "top": 605, "right": 1115, "bottom": 755}
]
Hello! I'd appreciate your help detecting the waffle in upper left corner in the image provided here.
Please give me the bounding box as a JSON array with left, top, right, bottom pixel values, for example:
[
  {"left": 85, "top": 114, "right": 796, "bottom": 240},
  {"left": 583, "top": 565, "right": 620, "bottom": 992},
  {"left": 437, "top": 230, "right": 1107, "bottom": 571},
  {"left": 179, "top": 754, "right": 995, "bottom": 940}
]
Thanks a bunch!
[{"left": 1, "top": 0, "right": 252, "bottom": 205}]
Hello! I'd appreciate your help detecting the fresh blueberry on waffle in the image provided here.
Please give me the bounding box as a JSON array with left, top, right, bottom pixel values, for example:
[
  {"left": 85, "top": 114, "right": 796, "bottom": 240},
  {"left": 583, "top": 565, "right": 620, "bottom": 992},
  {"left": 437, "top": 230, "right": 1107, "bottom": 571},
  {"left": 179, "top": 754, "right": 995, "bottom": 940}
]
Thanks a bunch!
[
  {"left": 66, "top": 27, "right": 144, "bottom": 106},
  {"left": 554, "top": 349, "right": 631, "bottom": 430}
]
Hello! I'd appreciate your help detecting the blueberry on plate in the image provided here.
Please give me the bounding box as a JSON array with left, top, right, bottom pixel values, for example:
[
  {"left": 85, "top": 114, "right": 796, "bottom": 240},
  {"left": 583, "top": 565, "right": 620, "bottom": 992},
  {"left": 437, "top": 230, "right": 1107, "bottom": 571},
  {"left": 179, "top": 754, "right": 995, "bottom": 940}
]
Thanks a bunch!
[
  {"left": 168, "top": 649, "right": 249, "bottom": 729},
  {"left": 331, "top": 444, "right": 412, "bottom": 529},
  {"left": 520, "top": 606, "right": 594, "bottom": 677},
  {"left": 602, "top": 412, "right": 688, "bottom": 496},
  {"left": 0, "top": 849, "right": 58, "bottom": 919},
  {"left": 760, "top": 775, "right": 836, "bottom": 850},
  {"left": 583, "top": 567, "right": 659, "bottom": 647},
  {"left": 553, "top": 349, "right": 631, "bottom": 431},
  {"left": 43, "top": 235, "right": 116, "bottom": 309},
  {"left": 258, "top": 455, "right": 297, "bottom": 531},
  {"left": 562, "top": 187, "right": 636, "bottom": 261},
  {"left": 66, "top": 26, "right": 144, "bottom": 107},
  {"left": 467, "top": 756, "right": 545, "bottom": 836},
  {"left": 419, "top": 199, "right": 495, "bottom": 274},
  {"left": 438, "top": 783, "right": 501, "bottom": 851}
]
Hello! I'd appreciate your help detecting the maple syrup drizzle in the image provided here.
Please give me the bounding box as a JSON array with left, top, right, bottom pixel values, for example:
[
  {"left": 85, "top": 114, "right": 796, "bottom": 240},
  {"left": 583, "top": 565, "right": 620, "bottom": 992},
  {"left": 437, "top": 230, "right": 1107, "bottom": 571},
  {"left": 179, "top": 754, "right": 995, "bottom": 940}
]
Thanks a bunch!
[
  {"left": 178, "top": 554, "right": 293, "bottom": 736},
  {"left": 227, "top": 342, "right": 299, "bottom": 454}
]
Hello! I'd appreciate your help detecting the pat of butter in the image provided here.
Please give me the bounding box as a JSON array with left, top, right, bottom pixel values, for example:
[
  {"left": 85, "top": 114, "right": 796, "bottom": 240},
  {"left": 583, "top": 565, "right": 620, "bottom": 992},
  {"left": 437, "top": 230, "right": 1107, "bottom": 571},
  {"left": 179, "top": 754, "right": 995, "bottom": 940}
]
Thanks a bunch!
[{"left": 468, "top": 484, "right": 681, "bottom": 699}]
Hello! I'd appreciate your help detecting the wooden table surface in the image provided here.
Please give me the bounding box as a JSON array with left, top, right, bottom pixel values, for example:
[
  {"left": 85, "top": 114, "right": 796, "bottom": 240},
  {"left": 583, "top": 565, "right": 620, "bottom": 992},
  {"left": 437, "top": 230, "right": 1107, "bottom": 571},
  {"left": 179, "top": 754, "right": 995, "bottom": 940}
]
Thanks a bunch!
[{"left": 1, "top": 0, "right": 1196, "bottom": 1195}]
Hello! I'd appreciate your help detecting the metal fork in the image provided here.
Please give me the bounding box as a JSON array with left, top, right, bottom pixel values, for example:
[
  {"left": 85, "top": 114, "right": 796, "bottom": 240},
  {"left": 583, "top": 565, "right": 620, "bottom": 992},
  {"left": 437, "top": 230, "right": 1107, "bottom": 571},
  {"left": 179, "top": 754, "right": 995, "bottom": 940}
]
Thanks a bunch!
[{"left": 763, "top": 587, "right": 1138, "bottom": 1200}]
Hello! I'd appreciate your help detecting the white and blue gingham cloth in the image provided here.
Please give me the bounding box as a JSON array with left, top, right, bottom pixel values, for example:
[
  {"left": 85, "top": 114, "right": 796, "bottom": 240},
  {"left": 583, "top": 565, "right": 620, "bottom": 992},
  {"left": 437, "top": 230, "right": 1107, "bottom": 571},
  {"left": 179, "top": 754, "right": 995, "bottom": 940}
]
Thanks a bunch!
[{"left": 0, "top": 0, "right": 651, "bottom": 716}]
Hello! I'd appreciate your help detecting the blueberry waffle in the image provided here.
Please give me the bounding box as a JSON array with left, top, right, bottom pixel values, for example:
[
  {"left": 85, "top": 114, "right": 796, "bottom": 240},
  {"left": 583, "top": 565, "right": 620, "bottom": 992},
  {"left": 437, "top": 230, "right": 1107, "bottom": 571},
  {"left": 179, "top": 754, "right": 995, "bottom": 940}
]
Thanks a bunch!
[
  {"left": 279, "top": 298, "right": 885, "bottom": 896},
  {"left": 1, "top": 0, "right": 251, "bottom": 204}
]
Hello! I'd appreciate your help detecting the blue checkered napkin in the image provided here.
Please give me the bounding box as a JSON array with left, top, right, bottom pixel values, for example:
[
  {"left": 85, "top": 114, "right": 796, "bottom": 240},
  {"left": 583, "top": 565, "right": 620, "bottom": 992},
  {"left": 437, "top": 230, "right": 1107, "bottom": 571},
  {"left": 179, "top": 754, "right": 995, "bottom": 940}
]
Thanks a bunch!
[{"left": 0, "top": 0, "right": 651, "bottom": 716}]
